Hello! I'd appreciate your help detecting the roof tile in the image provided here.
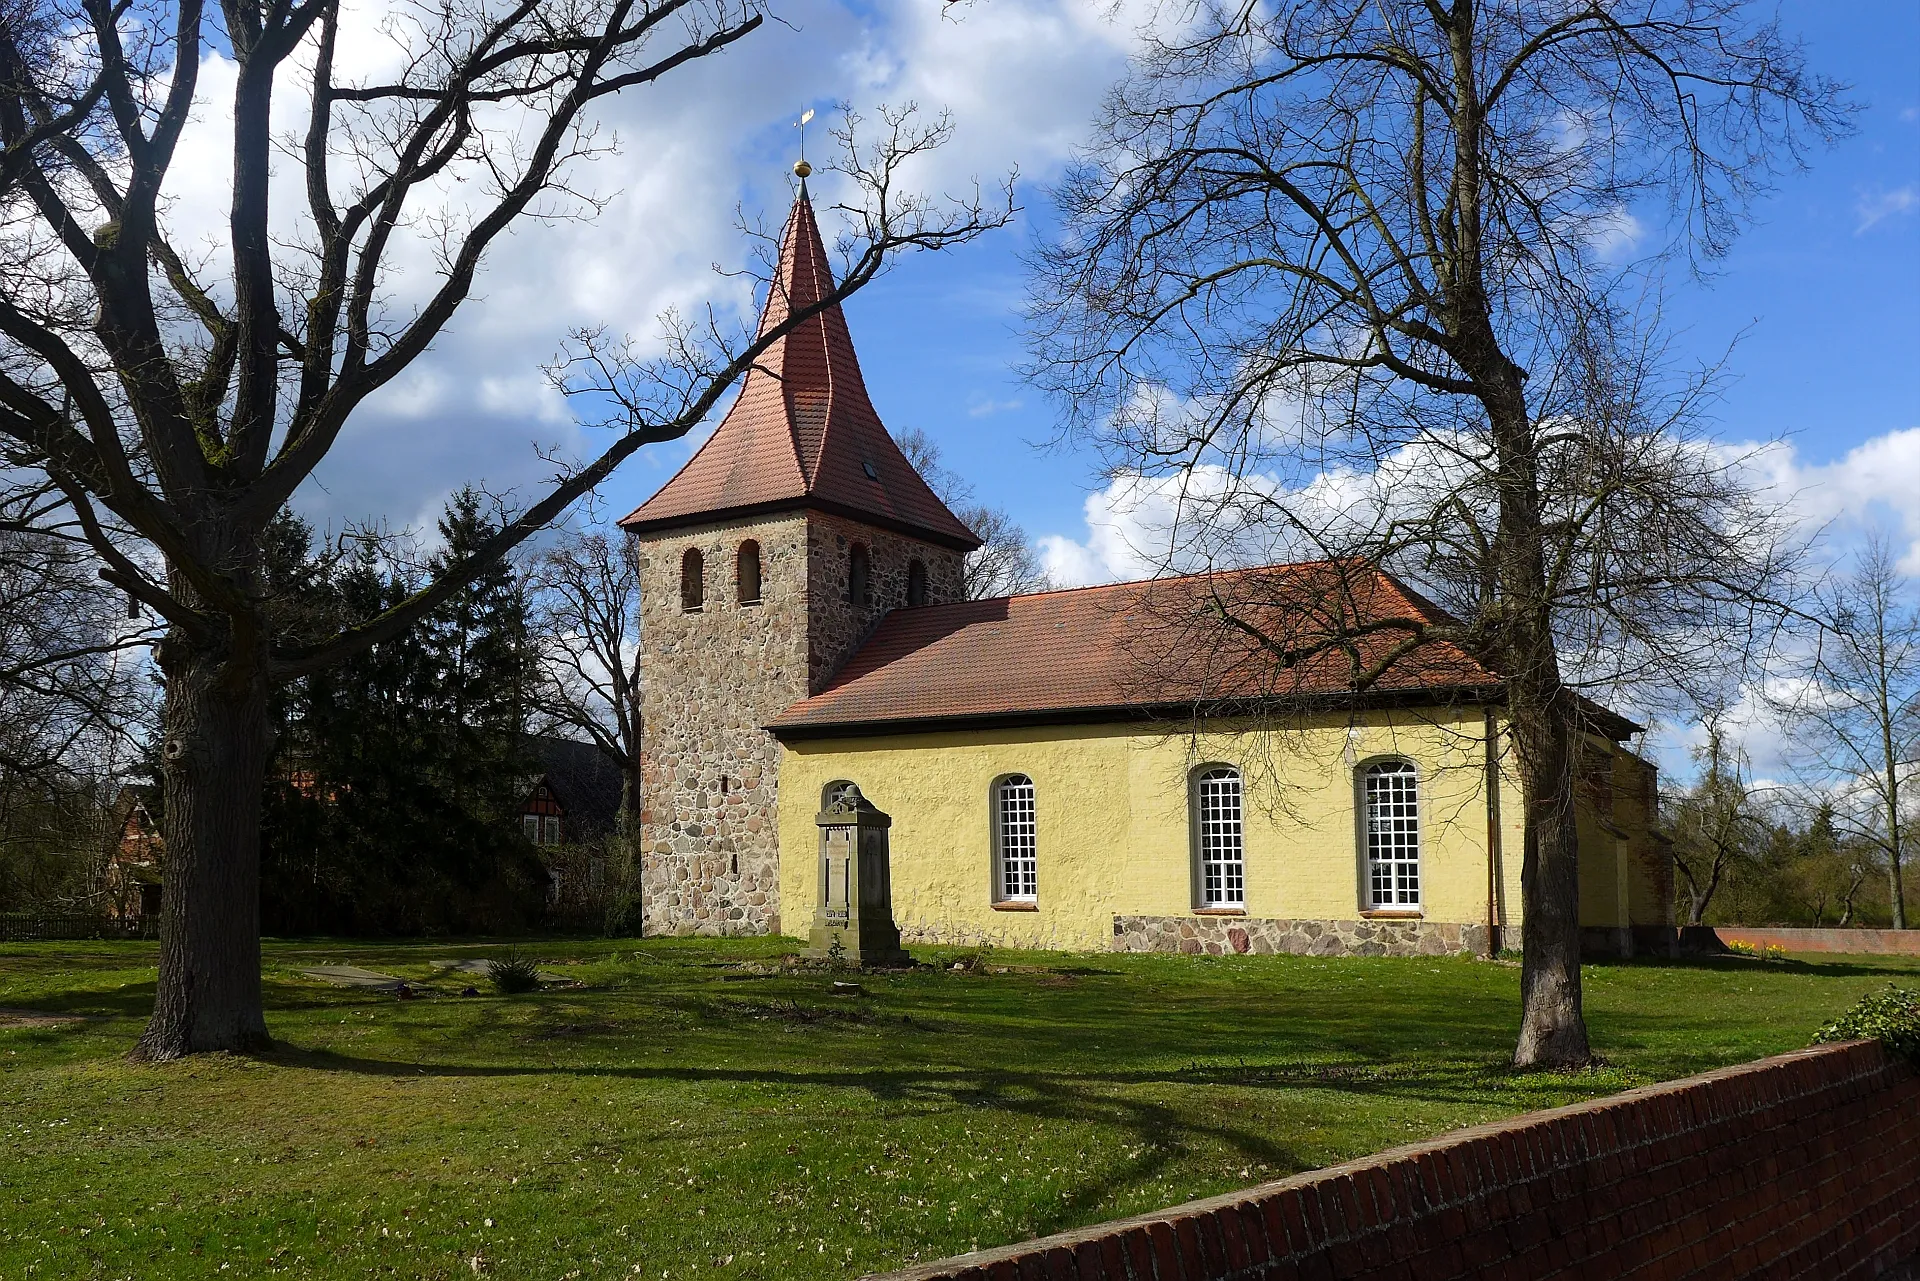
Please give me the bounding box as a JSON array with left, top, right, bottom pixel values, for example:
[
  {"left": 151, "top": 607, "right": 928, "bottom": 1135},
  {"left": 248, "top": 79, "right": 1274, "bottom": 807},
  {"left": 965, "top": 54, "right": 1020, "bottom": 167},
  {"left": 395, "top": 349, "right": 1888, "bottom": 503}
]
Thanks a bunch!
[
  {"left": 768, "top": 561, "right": 1503, "bottom": 734},
  {"left": 619, "top": 189, "right": 980, "bottom": 550}
]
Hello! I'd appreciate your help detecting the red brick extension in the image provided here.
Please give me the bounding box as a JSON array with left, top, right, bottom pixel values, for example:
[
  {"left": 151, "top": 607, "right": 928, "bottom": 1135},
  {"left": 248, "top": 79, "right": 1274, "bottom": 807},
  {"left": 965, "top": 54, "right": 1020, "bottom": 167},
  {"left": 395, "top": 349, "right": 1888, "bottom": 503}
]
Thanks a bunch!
[{"left": 870, "top": 1041, "right": 1919, "bottom": 1281}]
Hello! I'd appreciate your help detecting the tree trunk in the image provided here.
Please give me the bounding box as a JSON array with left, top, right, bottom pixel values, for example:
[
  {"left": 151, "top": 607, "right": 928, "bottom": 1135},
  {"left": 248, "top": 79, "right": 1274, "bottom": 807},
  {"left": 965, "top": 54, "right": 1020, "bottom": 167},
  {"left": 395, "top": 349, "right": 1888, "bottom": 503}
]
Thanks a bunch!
[
  {"left": 1480, "top": 365, "right": 1592, "bottom": 1070},
  {"left": 1509, "top": 676, "right": 1592, "bottom": 1069},
  {"left": 134, "top": 633, "right": 274, "bottom": 1060}
]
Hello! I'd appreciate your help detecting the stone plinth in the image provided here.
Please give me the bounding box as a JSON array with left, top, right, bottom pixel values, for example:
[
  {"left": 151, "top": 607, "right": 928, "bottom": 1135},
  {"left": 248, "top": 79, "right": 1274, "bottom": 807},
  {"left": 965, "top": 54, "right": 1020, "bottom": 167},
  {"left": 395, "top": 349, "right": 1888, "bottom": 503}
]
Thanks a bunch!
[{"left": 1111, "top": 914, "right": 1490, "bottom": 958}]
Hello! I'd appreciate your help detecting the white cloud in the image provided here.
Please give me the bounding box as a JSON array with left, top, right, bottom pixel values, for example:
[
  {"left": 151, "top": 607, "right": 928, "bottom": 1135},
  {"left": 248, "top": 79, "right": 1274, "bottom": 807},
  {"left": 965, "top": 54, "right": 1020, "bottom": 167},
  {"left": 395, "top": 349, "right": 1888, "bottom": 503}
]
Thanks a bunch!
[
  {"left": 1737, "top": 428, "right": 1920, "bottom": 572},
  {"left": 1590, "top": 206, "right": 1646, "bottom": 261},
  {"left": 1855, "top": 184, "right": 1919, "bottom": 233},
  {"left": 1035, "top": 430, "right": 1485, "bottom": 587},
  {"left": 966, "top": 395, "right": 1024, "bottom": 418}
]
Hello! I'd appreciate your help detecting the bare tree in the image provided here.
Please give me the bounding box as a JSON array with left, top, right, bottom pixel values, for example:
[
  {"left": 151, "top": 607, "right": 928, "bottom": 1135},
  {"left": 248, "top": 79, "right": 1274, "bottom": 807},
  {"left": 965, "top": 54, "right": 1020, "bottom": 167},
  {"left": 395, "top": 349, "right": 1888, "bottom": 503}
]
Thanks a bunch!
[
  {"left": 1668, "top": 718, "right": 1768, "bottom": 925},
  {"left": 895, "top": 426, "right": 1050, "bottom": 599},
  {"left": 0, "top": 0, "right": 1009, "bottom": 1057},
  {"left": 0, "top": 468, "right": 153, "bottom": 779},
  {"left": 528, "top": 509, "right": 643, "bottom": 827},
  {"left": 1029, "top": 1, "right": 1843, "bottom": 1065},
  {"left": 1775, "top": 537, "right": 1918, "bottom": 929}
]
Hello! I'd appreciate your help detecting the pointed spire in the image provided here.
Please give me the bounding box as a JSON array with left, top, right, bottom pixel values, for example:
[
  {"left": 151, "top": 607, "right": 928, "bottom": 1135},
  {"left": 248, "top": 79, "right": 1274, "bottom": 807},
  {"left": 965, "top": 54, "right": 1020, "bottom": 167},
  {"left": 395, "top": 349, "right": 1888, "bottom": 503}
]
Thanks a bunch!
[{"left": 619, "top": 186, "right": 981, "bottom": 552}]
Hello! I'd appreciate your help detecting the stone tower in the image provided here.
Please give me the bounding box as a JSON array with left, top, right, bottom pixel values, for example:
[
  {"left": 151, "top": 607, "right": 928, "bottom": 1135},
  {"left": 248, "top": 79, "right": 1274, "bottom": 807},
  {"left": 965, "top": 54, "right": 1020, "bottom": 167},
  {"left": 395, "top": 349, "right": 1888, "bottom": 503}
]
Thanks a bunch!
[{"left": 619, "top": 184, "right": 980, "bottom": 936}]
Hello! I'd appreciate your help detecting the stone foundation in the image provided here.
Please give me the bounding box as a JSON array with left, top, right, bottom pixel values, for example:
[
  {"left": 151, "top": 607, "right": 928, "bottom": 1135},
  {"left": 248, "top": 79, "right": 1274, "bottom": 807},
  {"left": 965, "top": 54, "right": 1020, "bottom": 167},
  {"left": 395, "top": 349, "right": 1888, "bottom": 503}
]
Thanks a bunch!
[
  {"left": 1111, "top": 914, "right": 1491, "bottom": 957},
  {"left": 640, "top": 849, "right": 779, "bottom": 937}
]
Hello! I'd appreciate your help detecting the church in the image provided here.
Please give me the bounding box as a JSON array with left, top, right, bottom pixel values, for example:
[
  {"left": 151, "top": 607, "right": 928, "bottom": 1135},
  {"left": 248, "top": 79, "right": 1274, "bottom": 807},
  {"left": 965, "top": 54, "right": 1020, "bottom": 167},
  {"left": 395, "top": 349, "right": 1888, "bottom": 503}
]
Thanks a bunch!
[{"left": 619, "top": 186, "right": 1675, "bottom": 960}]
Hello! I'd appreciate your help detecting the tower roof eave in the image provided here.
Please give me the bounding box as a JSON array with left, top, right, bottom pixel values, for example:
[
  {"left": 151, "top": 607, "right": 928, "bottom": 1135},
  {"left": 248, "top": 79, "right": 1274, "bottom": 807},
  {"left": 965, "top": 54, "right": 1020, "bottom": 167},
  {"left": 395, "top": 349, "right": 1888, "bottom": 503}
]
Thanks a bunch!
[{"left": 620, "top": 496, "right": 983, "bottom": 552}]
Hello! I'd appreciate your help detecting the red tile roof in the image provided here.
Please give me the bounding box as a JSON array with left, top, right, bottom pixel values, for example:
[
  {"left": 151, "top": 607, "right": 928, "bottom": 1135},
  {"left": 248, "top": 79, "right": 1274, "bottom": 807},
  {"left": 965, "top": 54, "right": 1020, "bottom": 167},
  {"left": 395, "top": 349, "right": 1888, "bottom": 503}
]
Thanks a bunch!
[
  {"left": 618, "top": 188, "right": 981, "bottom": 551},
  {"left": 767, "top": 561, "right": 1509, "bottom": 736}
]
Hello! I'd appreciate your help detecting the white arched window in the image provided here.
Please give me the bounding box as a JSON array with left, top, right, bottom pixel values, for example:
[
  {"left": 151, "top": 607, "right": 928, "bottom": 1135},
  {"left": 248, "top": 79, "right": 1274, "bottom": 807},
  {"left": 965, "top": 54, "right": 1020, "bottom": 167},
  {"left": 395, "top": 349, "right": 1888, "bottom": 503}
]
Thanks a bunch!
[
  {"left": 1193, "top": 767, "right": 1244, "bottom": 908},
  {"left": 992, "top": 774, "right": 1037, "bottom": 902},
  {"left": 1363, "top": 761, "right": 1421, "bottom": 908}
]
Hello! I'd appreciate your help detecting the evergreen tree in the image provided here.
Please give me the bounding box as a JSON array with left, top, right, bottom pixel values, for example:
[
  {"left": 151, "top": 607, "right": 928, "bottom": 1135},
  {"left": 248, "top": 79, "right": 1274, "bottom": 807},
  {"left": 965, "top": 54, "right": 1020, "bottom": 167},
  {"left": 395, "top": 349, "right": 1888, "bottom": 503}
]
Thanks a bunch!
[{"left": 260, "top": 496, "right": 545, "bottom": 935}]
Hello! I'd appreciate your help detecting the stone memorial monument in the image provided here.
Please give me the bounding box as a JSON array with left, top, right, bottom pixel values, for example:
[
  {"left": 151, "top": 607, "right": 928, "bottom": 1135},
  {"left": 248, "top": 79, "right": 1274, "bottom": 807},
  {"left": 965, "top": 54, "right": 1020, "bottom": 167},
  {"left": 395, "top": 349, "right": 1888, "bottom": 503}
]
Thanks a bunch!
[{"left": 806, "top": 784, "right": 911, "bottom": 967}]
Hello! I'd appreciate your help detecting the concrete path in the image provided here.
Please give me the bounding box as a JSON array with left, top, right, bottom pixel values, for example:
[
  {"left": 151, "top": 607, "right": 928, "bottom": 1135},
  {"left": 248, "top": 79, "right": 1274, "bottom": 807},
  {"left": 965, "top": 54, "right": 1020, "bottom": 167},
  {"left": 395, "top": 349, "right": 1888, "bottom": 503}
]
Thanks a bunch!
[
  {"left": 298, "top": 965, "right": 409, "bottom": 991},
  {"left": 0, "top": 1007, "right": 89, "bottom": 1027}
]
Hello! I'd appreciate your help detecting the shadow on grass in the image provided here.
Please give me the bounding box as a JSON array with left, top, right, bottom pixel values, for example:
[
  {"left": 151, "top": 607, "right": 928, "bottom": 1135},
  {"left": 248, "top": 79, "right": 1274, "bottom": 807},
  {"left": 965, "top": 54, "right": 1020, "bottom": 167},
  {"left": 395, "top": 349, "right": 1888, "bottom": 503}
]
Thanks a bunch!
[
  {"left": 1597, "top": 954, "right": 1920, "bottom": 979},
  {"left": 267, "top": 1040, "right": 1556, "bottom": 1110},
  {"left": 258, "top": 1043, "right": 1365, "bottom": 1237}
]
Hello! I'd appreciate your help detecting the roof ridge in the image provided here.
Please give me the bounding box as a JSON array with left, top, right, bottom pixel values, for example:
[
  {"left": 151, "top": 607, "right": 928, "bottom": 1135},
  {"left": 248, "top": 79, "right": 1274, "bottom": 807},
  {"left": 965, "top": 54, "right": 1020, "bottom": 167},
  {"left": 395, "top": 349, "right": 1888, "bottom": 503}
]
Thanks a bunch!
[{"left": 901, "top": 558, "right": 1355, "bottom": 611}]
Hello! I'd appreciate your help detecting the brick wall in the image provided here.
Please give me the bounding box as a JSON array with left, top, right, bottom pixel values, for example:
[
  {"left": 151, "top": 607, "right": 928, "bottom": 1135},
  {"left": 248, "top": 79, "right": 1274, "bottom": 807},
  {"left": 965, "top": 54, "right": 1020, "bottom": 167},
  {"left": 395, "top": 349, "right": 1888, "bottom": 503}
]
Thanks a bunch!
[
  {"left": 1716, "top": 927, "right": 1920, "bottom": 957},
  {"left": 870, "top": 1040, "right": 1920, "bottom": 1281}
]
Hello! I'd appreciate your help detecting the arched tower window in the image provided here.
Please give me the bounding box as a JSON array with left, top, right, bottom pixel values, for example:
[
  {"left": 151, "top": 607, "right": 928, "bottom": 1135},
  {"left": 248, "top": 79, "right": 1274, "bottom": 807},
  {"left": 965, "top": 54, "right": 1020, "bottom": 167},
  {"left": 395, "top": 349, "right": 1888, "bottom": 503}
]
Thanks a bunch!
[
  {"left": 1362, "top": 761, "right": 1421, "bottom": 909},
  {"left": 680, "top": 548, "right": 704, "bottom": 613},
  {"left": 823, "top": 780, "right": 858, "bottom": 810},
  {"left": 1192, "top": 766, "right": 1244, "bottom": 908},
  {"left": 848, "top": 542, "right": 871, "bottom": 606},
  {"left": 736, "top": 540, "right": 762, "bottom": 605},
  {"left": 992, "top": 774, "right": 1037, "bottom": 903},
  {"left": 906, "top": 558, "right": 928, "bottom": 607}
]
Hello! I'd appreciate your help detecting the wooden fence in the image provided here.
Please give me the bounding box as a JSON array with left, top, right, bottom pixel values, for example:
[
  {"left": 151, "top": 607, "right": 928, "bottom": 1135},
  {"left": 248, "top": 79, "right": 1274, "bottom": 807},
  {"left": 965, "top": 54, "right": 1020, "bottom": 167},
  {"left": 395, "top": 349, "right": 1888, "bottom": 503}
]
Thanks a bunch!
[{"left": 0, "top": 911, "right": 154, "bottom": 941}]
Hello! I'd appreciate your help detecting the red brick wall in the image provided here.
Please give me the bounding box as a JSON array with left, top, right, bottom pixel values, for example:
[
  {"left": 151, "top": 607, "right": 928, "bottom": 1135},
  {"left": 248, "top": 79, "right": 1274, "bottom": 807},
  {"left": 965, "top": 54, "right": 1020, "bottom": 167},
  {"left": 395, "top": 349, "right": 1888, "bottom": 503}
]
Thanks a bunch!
[
  {"left": 871, "top": 1041, "right": 1920, "bottom": 1281},
  {"left": 1716, "top": 927, "right": 1920, "bottom": 957}
]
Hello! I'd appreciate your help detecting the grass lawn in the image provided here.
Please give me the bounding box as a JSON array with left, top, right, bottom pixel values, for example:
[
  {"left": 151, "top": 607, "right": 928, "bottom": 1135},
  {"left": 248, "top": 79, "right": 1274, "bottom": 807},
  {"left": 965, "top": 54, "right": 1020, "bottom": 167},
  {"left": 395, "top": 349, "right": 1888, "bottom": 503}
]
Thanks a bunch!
[{"left": 1, "top": 938, "right": 1913, "bottom": 1281}]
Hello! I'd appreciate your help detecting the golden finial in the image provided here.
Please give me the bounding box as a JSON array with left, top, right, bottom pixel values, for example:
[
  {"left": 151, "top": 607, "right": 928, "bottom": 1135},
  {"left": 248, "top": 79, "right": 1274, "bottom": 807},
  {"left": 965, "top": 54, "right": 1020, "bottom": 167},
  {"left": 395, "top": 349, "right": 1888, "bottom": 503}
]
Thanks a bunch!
[{"left": 794, "top": 108, "right": 815, "bottom": 182}]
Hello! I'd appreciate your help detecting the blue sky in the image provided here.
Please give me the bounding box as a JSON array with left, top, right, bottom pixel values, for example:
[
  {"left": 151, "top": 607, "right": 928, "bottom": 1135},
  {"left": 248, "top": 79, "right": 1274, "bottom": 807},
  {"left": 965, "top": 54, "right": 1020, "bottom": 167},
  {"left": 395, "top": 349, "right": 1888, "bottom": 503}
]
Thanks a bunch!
[{"left": 587, "top": 0, "right": 1920, "bottom": 581}]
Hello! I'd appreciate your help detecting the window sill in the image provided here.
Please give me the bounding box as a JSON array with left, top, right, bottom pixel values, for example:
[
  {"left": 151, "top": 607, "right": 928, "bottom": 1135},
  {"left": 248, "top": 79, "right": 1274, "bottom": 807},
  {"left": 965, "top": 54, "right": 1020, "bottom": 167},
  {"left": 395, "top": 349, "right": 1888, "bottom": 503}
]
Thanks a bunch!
[
  {"left": 1192, "top": 907, "right": 1247, "bottom": 916},
  {"left": 1361, "top": 909, "right": 1424, "bottom": 919},
  {"left": 991, "top": 901, "right": 1038, "bottom": 912}
]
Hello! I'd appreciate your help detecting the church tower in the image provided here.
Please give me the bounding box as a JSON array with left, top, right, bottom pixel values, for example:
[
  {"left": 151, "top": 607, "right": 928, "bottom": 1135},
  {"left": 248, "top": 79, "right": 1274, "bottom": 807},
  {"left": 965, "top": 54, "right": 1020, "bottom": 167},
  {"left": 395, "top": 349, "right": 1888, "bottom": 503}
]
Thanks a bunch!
[{"left": 619, "top": 181, "right": 981, "bottom": 936}]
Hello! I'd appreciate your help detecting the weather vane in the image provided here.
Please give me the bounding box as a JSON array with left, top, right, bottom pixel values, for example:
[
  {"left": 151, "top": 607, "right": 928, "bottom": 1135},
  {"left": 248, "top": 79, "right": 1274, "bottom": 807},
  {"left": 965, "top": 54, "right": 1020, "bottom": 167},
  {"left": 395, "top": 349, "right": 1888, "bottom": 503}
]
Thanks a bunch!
[{"left": 794, "top": 108, "right": 814, "bottom": 179}]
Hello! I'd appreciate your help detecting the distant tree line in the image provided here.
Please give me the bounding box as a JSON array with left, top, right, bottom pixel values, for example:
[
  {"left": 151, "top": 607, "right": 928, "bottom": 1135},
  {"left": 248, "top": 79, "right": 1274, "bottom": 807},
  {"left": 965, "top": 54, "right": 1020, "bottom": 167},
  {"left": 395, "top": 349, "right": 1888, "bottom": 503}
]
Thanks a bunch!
[
  {"left": 1669, "top": 540, "right": 1918, "bottom": 932},
  {"left": 1668, "top": 733, "right": 1906, "bottom": 931},
  {"left": 0, "top": 469, "right": 151, "bottom": 916}
]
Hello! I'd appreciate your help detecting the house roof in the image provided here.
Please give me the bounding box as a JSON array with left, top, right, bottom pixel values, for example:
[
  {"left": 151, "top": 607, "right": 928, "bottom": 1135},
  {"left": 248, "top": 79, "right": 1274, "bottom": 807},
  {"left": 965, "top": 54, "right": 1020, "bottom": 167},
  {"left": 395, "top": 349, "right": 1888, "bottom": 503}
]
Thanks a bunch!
[
  {"left": 618, "top": 188, "right": 981, "bottom": 552},
  {"left": 529, "top": 737, "right": 625, "bottom": 837},
  {"left": 768, "top": 561, "right": 1636, "bottom": 739}
]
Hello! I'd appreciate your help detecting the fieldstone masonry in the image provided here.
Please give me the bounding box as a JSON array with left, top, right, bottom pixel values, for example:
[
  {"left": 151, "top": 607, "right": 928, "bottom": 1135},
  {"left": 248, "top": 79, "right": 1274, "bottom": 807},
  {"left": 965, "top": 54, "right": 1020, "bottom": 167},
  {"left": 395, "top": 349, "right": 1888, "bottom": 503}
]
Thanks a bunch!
[
  {"left": 1112, "top": 914, "right": 1492, "bottom": 957},
  {"left": 632, "top": 511, "right": 964, "bottom": 937},
  {"left": 634, "top": 512, "right": 805, "bottom": 936},
  {"left": 803, "top": 512, "right": 965, "bottom": 691}
]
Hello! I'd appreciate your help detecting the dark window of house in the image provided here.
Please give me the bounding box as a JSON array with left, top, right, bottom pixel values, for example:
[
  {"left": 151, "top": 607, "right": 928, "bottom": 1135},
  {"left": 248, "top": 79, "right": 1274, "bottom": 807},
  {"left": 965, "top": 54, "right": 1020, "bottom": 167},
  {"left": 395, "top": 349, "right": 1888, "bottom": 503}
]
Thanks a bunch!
[
  {"left": 737, "top": 540, "right": 762, "bottom": 605},
  {"left": 848, "top": 543, "right": 870, "bottom": 606},
  {"left": 907, "top": 558, "right": 927, "bottom": 606},
  {"left": 681, "top": 548, "right": 704, "bottom": 612}
]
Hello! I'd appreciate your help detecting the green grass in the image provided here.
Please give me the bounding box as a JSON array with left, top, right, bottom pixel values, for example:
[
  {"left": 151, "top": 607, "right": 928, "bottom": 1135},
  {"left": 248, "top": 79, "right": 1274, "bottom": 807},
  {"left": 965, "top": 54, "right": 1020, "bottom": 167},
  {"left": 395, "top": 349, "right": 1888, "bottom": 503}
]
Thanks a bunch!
[{"left": 2, "top": 937, "right": 1914, "bottom": 1281}]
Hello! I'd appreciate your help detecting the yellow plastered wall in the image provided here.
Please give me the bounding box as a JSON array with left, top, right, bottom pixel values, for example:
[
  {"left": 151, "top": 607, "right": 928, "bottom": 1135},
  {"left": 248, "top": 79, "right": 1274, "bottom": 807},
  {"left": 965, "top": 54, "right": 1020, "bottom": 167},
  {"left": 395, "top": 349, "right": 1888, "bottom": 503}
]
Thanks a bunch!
[{"left": 779, "top": 708, "right": 1575, "bottom": 951}]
